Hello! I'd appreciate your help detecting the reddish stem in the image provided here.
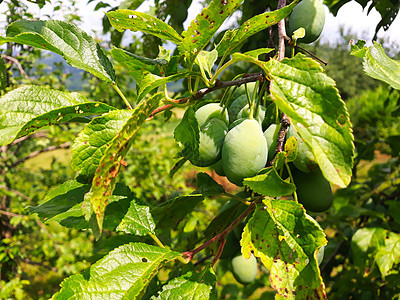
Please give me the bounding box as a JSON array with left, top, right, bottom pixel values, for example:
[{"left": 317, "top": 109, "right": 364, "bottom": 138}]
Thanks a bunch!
[{"left": 182, "top": 201, "right": 256, "bottom": 261}]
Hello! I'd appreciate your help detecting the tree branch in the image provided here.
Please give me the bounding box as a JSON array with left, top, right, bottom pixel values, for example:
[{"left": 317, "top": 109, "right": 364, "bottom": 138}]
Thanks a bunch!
[
  {"left": 9, "top": 141, "right": 71, "bottom": 168},
  {"left": 1, "top": 54, "right": 29, "bottom": 79},
  {"left": 147, "top": 73, "right": 265, "bottom": 119},
  {"left": 0, "top": 185, "right": 31, "bottom": 201}
]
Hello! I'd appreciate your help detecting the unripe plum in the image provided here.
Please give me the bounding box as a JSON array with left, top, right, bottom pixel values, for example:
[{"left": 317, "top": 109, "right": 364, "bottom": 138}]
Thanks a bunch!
[
  {"left": 287, "top": 126, "right": 318, "bottom": 173},
  {"left": 288, "top": 0, "right": 325, "bottom": 44},
  {"left": 263, "top": 124, "right": 281, "bottom": 163},
  {"left": 237, "top": 104, "right": 266, "bottom": 125},
  {"left": 195, "top": 103, "right": 229, "bottom": 126},
  {"left": 191, "top": 118, "right": 228, "bottom": 167},
  {"left": 292, "top": 168, "right": 333, "bottom": 212},
  {"left": 222, "top": 119, "right": 267, "bottom": 186},
  {"left": 228, "top": 95, "right": 248, "bottom": 124},
  {"left": 230, "top": 253, "right": 258, "bottom": 285}
]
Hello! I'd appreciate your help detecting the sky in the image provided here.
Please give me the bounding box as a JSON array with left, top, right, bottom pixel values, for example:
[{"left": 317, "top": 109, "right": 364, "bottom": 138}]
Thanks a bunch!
[{"left": 1, "top": 0, "right": 399, "bottom": 47}]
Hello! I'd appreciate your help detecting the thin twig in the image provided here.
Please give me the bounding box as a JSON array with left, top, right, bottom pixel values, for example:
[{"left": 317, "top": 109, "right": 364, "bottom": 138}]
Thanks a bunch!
[
  {"left": 0, "top": 209, "right": 25, "bottom": 218},
  {"left": 1, "top": 54, "right": 29, "bottom": 79},
  {"left": 182, "top": 201, "right": 257, "bottom": 261},
  {"left": 0, "top": 185, "right": 31, "bottom": 201},
  {"left": 147, "top": 73, "right": 264, "bottom": 119},
  {"left": 9, "top": 141, "right": 71, "bottom": 168},
  {"left": 296, "top": 45, "right": 328, "bottom": 66}
]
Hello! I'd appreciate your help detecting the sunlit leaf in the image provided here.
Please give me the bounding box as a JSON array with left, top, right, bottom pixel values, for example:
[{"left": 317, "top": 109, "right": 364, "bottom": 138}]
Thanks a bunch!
[
  {"left": 0, "top": 20, "right": 115, "bottom": 82},
  {"left": 117, "top": 199, "right": 155, "bottom": 236}
]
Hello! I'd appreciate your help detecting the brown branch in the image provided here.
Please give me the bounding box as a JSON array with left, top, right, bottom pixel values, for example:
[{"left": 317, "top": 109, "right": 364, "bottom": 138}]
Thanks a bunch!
[
  {"left": 0, "top": 209, "right": 25, "bottom": 218},
  {"left": 182, "top": 201, "right": 257, "bottom": 261},
  {"left": 0, "top": 185, "right": 31, "bottom": 201},
  {"left": 296, "top": 45, "right": 328, "bottom": 66},
  {"left": 9, "top": 141, "right": 71, "bottom": 168},
  {"left": 147, "top": 73, "right": 264, "bottom": 119},
  {"left": 277, "top": 0, "right": 287, "bottom": 61},
  {"left": 1, "top": 54, "right": 29, "bottom": 79},
  {"left": 10, "top": 132, "right": 48, "bottom": 147}
]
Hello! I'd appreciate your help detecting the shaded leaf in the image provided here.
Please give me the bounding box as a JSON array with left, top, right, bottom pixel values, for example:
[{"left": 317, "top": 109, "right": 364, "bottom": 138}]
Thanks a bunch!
[
  {"left": 152, "top": 194, "right": 204, "bottom": 230},
  {"left": 53, "top": 242, "right": 182, "bottom": 299},
  {"left": 196, "top": 172, "right": 224, "bottom": 196},
  {"left": 152, "top": 268, "right": 216, "bottom": 299},
  {"left": 241, "top": 199, "right": 326, "bottom": 299},
  {"left": 174, "top": 107, "right": 200, "bottom": 162},
  {"left": 195, "top": 49, "right": 218, "bottom": 79},
  {"left": 0, "top": 58, "right": 6, "bottom": 91},
  {"left": 0, "top": 85, "right": 114, "bottom": 145},
  {"left": 351, "top": 40, "right": 400, "bottom": 90},
  {"left": 85, "top": 93, "right": 161, "bottom": 233},
  {"left": 0, "top": 20, "right": 115, "bottom": 82},
  {"left": 243, "top": 167, "right": 295, "bottom": 197},
  {"left": 117, "top": 199, "right": 155, "bottom": 236},
  {"left": 107, "top": 10, "right": 182, "bottom": 44},
  {"left": 71, "top": 110, "right": 132, "bottom": 179},
  {"left": 179, "top": 0, "right": 242, "bottom": 65}
]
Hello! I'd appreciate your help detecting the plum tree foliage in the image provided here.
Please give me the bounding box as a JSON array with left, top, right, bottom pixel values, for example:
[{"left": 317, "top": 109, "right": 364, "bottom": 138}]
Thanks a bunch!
[{"left": 0, "top": 0, "right": 399, "bottom": 299}]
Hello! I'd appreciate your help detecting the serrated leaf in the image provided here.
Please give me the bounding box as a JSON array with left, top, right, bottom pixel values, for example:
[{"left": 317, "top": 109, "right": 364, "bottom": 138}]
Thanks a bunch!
[
  {"left": 195, "top": 49, "right": 218, "bottom": 79},
  {"left": 285, "top": 136, "right": 298, "bottom": 162},
  {"left": 218, "top": 1, "right": 298, "bottom": 56},
  {"left": 179, "top": 0, "right": 242, "bottom": 65},
  {"left": 196, "top": 172, "right": 224, "bottom": 196},
  {"left": 151, "top": 268, "right": 216, "bottom": 300},
  {"left": 117, "top": 199, "right": 155, "bottom": 236},
  {"left": 111, "top": 47, "right": 167, "bottom": 85},
  {"left": 241, "top": 199, "right": 326, "bottom": 299},
  {"left": 351, "top": 41, "right": 400, "bottom": 90},
  {"left": 174, "top": 107, "right": 200, "bottom": 162},
  {"left": 267, "top": 54, "right": 354, "bottom": 188},
  {"left": 53, "top": 242, "right": 182, "bottom": 300},
  {"left": 71, "top": 110, "right": 132, "bottom": 179},
  {"left": 0, "top": 85, "right": 114, "bottom": 145},
  {"left": 107, "top": 10, "right": 182, "bottom": 44},
  {"left": 86, "top": 93, "right": 161, "bottom": 233},
  {"left": 243, "top": 167, "right": 295, "bottom": 197},
  {"left": 375, "top": 232, "right": 400, "bottom": 278},
  {"left": 0, "top": 20, "right": 115, "bottom": 82},
  {"left": 137, "top": 71, "right": 189, "bottom": 102},
  {"left": 152, "top": 194, "right": 204, "bottom": 230},
  {"left": 31, "top": 181, "right": 133, "bottom": 231}
]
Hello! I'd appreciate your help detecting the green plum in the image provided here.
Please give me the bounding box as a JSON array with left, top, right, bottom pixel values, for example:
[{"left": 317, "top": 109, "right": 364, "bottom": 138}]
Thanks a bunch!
[
  {"left": 263, "top": 123, "right": 281, "bottom": 163},
  {"left": 288, "top": 0, "right": 325, "bottom": 44},
  {"left": 195, "top": 103, "right": 229, "bottom": 126},
  {"left": 222, "top": 119, "right": 267, "bottom": 186},
  {"left": 230, "top": 253, "right": 258, "bottom": 285}
]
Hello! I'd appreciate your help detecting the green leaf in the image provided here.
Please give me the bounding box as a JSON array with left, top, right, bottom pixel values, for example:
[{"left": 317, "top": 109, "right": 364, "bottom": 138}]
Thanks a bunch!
[
  {"left": 107, "top": 10, "right": 182, "bottom": 44},
  {"left": 196, "top": 172, "right": 224, "bottom": 197},
  {"left": 152, "top": 268, "right": 216, "bottom": 299},
  {"left": 85, "top": 93, "right": 161, "bottom": 233},
  {"left": 0, "top": 20, "right": 115, "bottom": 82},
  {"left": 0, "top": 85, "right": 114, "bottom": 146},
  {"left": 285, "top": 136, "right": 298, "bottom": 162},
  {"left": 241, "top": 199, "right": 326, "bottom": 299},
  {"left": 0, "top": 58, "right": 6, "bottom": 91},
  {"left": 273, "top": 151, "right": 286, "bottom": 171},
  {"left": 31, "top": 181, "right": 134, "bottom": 231},
  {"left": 53, "top": 242, "right": 182, "bottom": 300},
  {"left": 117, "top": 199, "right": 155, "bottom": 236},
  {"left": 195, "top": 49, "right": 218, "bottom": 79},
  {"left": 375, "top": 232, "right": 400, "bottom": 278},
  {"left": 71, "top": 110, "right": 132, "bottom": 179},
  {"left": 243, "top": 167, "right": 295, "bottom": 197},
  {"left": 267, "top": 54, "right": 354, "bottom": 188},
  {"left": 351, "top": 40, "right": 400, "bottom": 90},
  {"left": 219, "top": 0, "right": 298, "bottom": 56},
  {"left": 174, "top": 107, "right": 200, "bottom": 162},
  {"left": 152, "top": 194, "right": 204, "bottom": 230},
  {"left": 179, "top": 0, "right": 242, "bottom": 65},
  {"left": 137, "top": 71, "right": 189, "bottom": 102},
  {"left": 111, "top": 47, "right": 167, "bottom": 85}
]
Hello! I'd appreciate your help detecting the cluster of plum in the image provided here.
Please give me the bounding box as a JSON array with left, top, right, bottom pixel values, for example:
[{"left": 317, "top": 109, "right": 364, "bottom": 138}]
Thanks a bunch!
[{"left": 187, "top": 92, "right": 333, "bottom": 213}]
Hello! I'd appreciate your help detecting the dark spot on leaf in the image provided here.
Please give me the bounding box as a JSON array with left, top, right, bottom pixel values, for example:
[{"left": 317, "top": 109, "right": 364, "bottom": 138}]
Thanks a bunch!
[
  {"left": 142, "top": 258, "right": 148, "bottom": 262},
  {"left": 219, "top": 10, "right": 224, "bottom": 14},
  {"left": 337, "top": 114, "right": 347, "bottom": 126}
]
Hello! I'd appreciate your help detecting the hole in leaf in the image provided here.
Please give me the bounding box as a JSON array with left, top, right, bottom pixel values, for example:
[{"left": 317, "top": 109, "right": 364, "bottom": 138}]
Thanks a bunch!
[{"left": 142, "top": 258, "right": 148, "bottom": 262}]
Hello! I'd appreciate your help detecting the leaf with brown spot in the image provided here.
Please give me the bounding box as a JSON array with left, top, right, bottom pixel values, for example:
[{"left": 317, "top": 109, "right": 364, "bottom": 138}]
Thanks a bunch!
[
  {"left": 85, "top": 93, "right": 162, "bottom": 235},
  {"left": 241, "top": 198, "right": 327, "bottom": 299}
]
